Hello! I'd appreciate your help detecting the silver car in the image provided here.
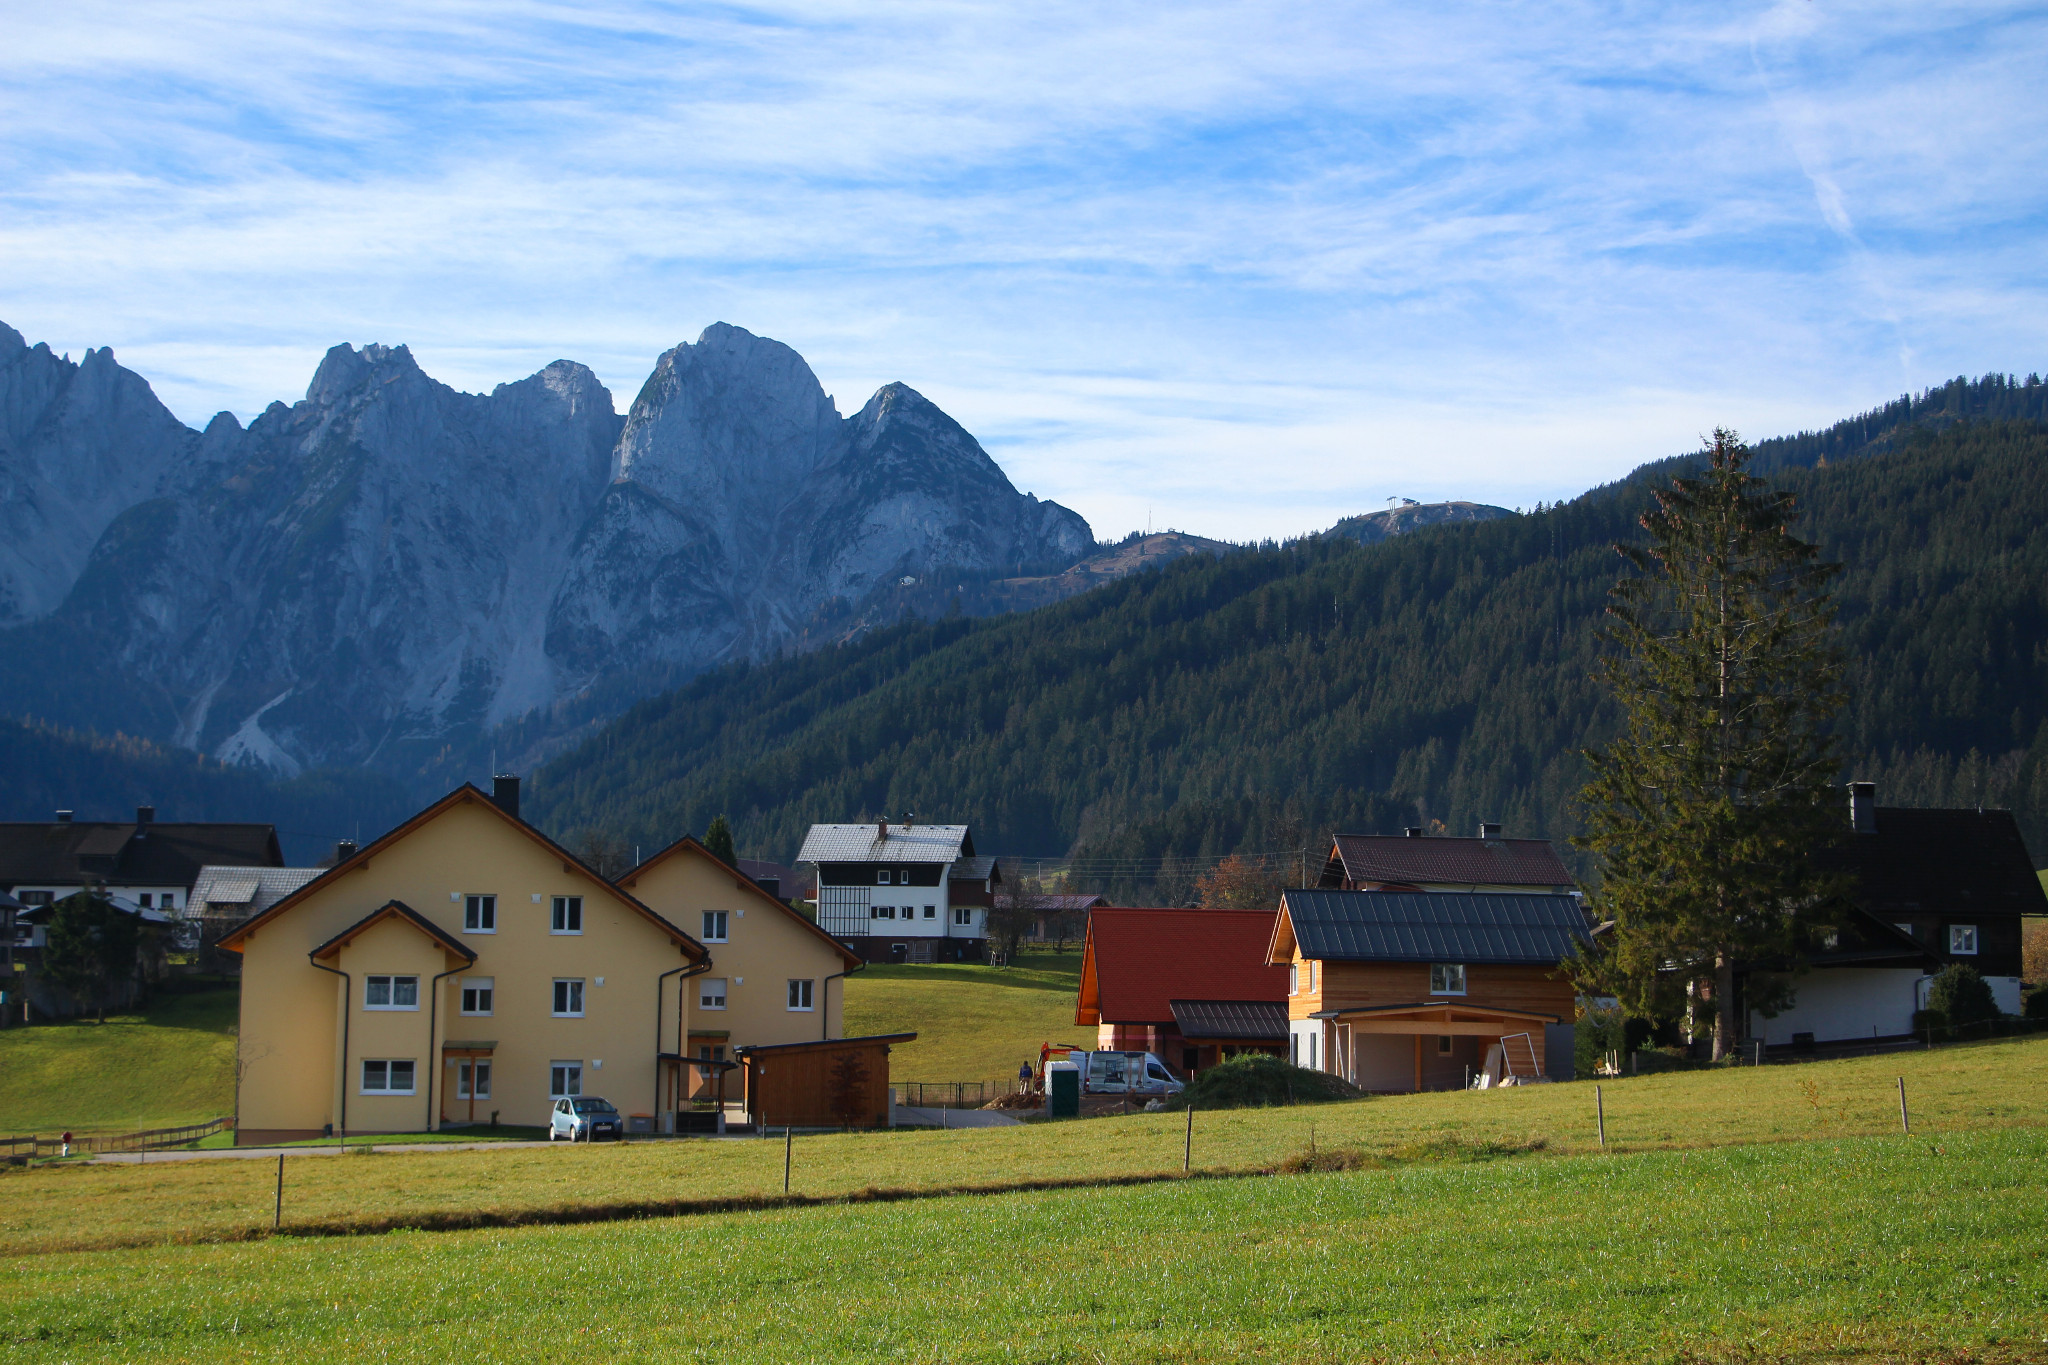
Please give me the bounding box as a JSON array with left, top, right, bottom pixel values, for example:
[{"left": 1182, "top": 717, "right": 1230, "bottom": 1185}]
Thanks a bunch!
[{"left": 549, "top": 1096, "right": 623, "bottom": 1141}]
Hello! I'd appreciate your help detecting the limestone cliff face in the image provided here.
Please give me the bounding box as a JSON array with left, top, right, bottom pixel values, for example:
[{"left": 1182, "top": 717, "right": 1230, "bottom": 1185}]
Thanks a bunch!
[
  {"left": 0, "top": 321, "right": 1094, "bottom": 775},
  {"left": 0, "top": 325, "right": 200, "bottom": 627}
]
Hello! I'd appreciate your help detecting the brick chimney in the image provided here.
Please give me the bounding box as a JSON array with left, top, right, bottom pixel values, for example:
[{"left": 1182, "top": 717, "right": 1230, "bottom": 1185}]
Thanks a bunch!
[{"left": 1849, "top": 782, "right": 1876, "bottom": 835}]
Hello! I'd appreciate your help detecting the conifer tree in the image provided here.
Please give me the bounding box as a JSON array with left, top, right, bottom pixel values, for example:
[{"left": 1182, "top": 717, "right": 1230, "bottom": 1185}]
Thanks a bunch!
[
  {"left": 703, "top": 815, "right": 736, "bottom": 867},
  {"left": 1574, "top": 429, "right": 1849, "bottom": 1060}
]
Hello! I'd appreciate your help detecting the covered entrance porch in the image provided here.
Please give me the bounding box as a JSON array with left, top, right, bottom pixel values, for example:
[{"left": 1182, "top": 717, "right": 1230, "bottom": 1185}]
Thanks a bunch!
[{"left": 1311, "top": 1002, "right": 1560, "bottom": 1091}]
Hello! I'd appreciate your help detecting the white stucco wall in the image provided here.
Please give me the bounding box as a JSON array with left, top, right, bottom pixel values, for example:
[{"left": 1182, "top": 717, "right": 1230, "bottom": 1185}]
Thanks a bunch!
[{"left": 1748, "top": 968, "right": 1924, "bottom": 1045}]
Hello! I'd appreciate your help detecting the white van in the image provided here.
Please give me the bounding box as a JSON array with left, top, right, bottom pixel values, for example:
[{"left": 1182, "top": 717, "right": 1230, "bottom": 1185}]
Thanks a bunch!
[{"left": 1080, "top": 1050, "right": 1185, "bottom": 1096}]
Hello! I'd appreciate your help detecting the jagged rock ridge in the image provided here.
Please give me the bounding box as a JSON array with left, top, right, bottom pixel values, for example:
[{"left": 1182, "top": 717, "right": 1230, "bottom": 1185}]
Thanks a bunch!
[{"left": 0, "top": 322, "right": 1091, "bottom": 777}]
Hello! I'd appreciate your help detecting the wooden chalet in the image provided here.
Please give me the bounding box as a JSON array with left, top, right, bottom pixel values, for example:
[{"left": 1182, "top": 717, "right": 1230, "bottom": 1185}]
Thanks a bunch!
[{"left": 1270, "top": 890, "right": 1593, "bottom": 1089}]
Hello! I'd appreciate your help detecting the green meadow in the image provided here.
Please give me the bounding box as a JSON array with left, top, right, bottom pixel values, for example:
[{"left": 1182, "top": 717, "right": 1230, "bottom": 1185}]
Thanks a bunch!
[
  {"left": 843, "top": 951, "right": 1088, "bottom": 1082},
  {"left": 3, "top": 1128, "right": 2043, "bottom": 1363},
  {"left": 2, "top": 1035, "right": 2044, "bottom": 1257},
  {"left": 0, "top": 988, "right": 237, "bottom": 1135}
]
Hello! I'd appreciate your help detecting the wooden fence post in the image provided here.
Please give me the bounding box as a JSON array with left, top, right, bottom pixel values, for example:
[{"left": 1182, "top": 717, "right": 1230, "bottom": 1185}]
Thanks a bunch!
[
  {"left": 1897, "top": 1077, "right": 1909, "bottom": 1135},
  {"left": 1183, "top": 1104, "right": 1194, "bottom": 1173},
  {"left": 274, "top": 1154, "right": 284, "bottom": 1230},
  {"left": 1596, "top": 1085, "right": 1606, "bottom": 1148},
  {"left": 783, "top": 1125, "right": 793, "bottom": 1194}
]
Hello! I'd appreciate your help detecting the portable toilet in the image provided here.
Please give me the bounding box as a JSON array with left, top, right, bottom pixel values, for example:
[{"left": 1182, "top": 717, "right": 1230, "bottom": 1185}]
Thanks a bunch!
[{"left": 1045, "top": 1061, "right": 1080, "bottom": 1119}]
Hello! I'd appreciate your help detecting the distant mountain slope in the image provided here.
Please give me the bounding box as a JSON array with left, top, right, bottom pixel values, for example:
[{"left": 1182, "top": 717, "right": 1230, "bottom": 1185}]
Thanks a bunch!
[
  {"left": 0, "top": 322, "right": 1092, "bottom": 778},
  {"left": 1328, "top": 500, "right": 1513, "bottom": 544},
  {"left": 0, "top": 718, "right": 410, "bottom": 863},
  {"left": 525, "top": 395, "right": 2048, "bottom": 897}
]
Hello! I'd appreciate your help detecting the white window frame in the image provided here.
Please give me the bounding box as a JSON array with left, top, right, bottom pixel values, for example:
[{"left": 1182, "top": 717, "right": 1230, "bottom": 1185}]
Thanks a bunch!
[
  {"left": 551, "top": 895, "right": 583, "bottom": 935},
  {"left": 460, "top": 977, "right": 494, "bottom": 1016},
  {"left": 549, "top": 1061, "right": 583, "bottom": 1099},
  {"left": 1289, "top": 963, "right": 1299, "bottom": 995},
  {"left": 1430, "top": 963, "right": 1468, "bottom": 996},
  {"left": 877, "top": 870, "right": 892, "bottom": 885},
  {"left": 924, "top": 905, "right": 936, "bottom": 919},
  {"left": 455, "top": 1059, "right": 492, "bottom": 1099},
  {"left": 1949, "top": 924, "right": 1979, "bottom": 955},
  {"left": 787, "top": 978, "right": 815, "bottom": 1012},
  {"left": 702, "top": 910, "right": 728, "bottom": 942},
  {"left": 953, "top": 906, "right": 972, "bottom": 926},
  {"left": 553, "top": 978, "right": 586, "bottom": 1017},
  {"left": 360, "top": 1058, "right": 416, "bottom": 1095},
  {"left": 364, "top": 975, "right": 420, "bottom": 1011},
  {"left": 699, "top": 977, "right": 728, "bottom": 1010},
  {"left": 464, "top": 894, "right": 497, "bottom": 933}
]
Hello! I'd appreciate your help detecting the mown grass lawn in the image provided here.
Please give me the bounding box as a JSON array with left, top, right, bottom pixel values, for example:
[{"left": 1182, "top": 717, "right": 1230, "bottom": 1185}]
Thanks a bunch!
[
  {"left": 844, "top": 951, "right": 1087, "bottom": 1082},
  {"left": 0, "top": 988, "right": 237, "bottom": 1135},
  {"left": 4, "top": 1128, "right": 2043, "bottom": 1363},
  {"left": 3, "top": 1034, "right": 2044, "bottom": 1257}
]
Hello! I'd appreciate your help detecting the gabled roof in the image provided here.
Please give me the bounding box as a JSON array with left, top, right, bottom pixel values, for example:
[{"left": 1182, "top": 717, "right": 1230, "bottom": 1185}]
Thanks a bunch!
[
  {"left": 798, "top": 823, "right": 973, "bottom": 864},
  {"left": 0, "top": 819, "right": 283, "bottom": 889},
  {"left": 1272, "top": 891, "right": 1592, "bottom": 966},
  {"left": 620, "top": 836, "right": 860, "bottom": 968},
  {"left": 1170, "top": 998, "right": 1289, "bottom": 1042},
  {"left": 218, "top": 784, "right": 705, "bottom": 959},
  {"left": 732, "top": 1032, "right": 918, "bottom": 1057},
  {"left": 1077, "top": 907, "right": 1289, "bottom": 1027},
  {"left": 1319, "top": 834, "right": 1575, "bottom": 890},
  {"left": 312, "top": 900, "right": 476, "bottom": 964},
  {"left": 1822, "top": 807, "right": 2047, "bottom": 918},
  {"left": 190, "top": 865, "right": 324, "bottom": 918}
]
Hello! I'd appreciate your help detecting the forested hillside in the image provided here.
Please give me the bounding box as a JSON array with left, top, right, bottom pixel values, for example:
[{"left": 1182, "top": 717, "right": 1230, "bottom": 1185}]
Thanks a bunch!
[
  {"left": 524, "top": 375, "right": 2048, "bottom": 897},
  {"left": 0, "top": 719, "right": 410, "bottom": 863}
]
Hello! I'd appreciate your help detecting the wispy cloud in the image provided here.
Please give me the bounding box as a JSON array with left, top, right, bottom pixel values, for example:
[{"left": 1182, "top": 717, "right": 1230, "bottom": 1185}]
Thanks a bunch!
[{"left": 3, "top": 1, "right": 2044, "bottom": 539}]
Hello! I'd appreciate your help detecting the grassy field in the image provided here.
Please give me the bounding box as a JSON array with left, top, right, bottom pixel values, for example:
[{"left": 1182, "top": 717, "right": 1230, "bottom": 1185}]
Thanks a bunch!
[
  {"left": 2, "top": 1034, "right": 2043, "bottom": 1257},
  {"left": 844, "top": 951, "right": 1088, "bottom": 1081},
  {"left": 3, "top": 1127, "right": 2043, "bottom": 1362},
  {"left": 0, "top": 988, "right": 237, "bottom": 1135}
]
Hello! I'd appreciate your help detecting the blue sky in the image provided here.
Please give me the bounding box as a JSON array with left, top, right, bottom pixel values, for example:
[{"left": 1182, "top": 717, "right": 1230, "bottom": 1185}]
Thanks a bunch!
[{"left": 4, "top": 1, "right": 2045, "bottom": 541}]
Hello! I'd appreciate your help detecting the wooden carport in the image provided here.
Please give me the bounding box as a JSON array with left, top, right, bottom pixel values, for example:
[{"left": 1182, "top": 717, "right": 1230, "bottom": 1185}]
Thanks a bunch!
[{"left": 1312, "top": 1001, "right": 1560, "bottom": 1091}]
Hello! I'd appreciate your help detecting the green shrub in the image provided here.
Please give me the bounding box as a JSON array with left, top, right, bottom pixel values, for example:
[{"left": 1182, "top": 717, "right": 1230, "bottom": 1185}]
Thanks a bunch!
[
  {"left": 1576, "top": 1006, "right": 1625, "bottom": 1076},
  {"left": 1926, "top": 964, "right": 2000, "bottom": 1028},
  {"left": 1169, "top": 1054, "right": 1360, "bottom": 1111},
  {"left": 2023, "top": 986, "right": 2048, "bottom": 1020}
]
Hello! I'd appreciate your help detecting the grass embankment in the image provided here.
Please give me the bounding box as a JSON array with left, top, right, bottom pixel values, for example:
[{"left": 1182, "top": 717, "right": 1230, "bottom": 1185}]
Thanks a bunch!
[
  {"left": 0, "top": 989, "right": 237, "bottom": 1135},
  {"left": 3, "top": 1034, "right": 2043, "bottom": 1257},
  {"left": 4, "top": 1129, "right": 2043, "bottom": 1362},
  {"left": 843, "top": 950, "right": 1086, "bottom": 1081}
]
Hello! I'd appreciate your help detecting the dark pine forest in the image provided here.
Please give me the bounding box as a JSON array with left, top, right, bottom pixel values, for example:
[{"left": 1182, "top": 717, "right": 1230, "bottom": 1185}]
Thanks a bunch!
[{"left": 521, "top": 374, "right": 2048, "bottom": 900}]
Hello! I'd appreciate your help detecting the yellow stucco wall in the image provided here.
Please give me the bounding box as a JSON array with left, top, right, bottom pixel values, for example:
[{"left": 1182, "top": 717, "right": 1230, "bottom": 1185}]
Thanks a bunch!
[
  {"left": 234, "top": 794, "right": 697, "bottom": 1137},
  {"left": 622, "top": 847, "right": 849, "bottom": 1056}
]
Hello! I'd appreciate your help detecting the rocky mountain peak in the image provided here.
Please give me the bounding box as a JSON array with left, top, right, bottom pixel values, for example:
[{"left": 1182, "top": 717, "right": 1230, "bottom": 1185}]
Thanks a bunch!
[{"left": 305, "top": 341, "right": 423, "bottom": 407}]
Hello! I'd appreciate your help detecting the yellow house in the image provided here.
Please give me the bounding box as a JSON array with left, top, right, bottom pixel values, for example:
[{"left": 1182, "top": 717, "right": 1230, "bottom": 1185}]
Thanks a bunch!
[
  {"left": 617, "top": 835, "right": 862, "bottom": 1114},
  {"left": 219, "top": 780, "right": 707, "bottom": 1143}
]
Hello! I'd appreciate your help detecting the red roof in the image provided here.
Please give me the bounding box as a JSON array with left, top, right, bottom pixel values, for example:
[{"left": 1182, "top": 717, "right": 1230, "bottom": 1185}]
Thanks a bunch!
[
  {"left": 1077, "top": 908, "right": 1289, "bottom": 1027},
  {"left": 1322, "top": 834, "right": 1574, "bottom": 889}
]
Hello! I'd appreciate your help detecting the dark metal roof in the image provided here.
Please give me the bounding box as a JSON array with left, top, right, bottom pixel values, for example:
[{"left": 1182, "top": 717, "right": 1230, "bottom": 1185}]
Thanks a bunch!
[
  {"left": 1821, "top": 807, "right": 2046, "bottom": 920},
  {"left": 1321, "top": 834, "right": 1575, "bottom": 890},
  {"left": 0, "top": 819, "right": 284, "bottom": 889},
  {"left": 1280, "top": 891, "right": 1593, "bottom": 965},
  {"left": 1170, "top": 998, "right": 1290, "bottom": 1042}
]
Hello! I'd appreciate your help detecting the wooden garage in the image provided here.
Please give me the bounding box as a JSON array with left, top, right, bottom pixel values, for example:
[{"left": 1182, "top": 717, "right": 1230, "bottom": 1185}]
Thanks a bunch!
[{"left": 735, "top": 1032, "right": 916, "bottom": 1129}]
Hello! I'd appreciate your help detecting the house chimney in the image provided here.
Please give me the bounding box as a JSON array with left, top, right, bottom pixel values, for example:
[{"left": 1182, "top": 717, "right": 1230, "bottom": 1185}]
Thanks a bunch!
[
  {"left": 1478, "top": 822, "right": 1503, "bottom": 839},
  {"left": 335, "top": 839, "right": 359, "bottom": 862},
  {"left": 878, "top": 819, "right": 889, "bottom": 841},
  {"left": 55, "top": 810, "right": 72, "bottom": 823},
  {"left": 491, "top": 775, "right": 521, "bottom": 820},
  {"left": 136, "top": 805, "right": 155, "bottom": 825},
  {"left": 1404, "top": 826, "right": 1424, "bottom": 838},
  {"left": 1849, "top": 781, "right": 1876, "bottom": 835}
]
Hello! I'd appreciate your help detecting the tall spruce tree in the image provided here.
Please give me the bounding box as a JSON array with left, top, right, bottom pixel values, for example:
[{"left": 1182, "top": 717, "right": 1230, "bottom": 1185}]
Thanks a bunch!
[
  {"left": 1574, "top": 429, "right": 1849, "bottom": 1060},
  {"left": 703, "top": 815, "right": 736, "bottom": 867}
]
